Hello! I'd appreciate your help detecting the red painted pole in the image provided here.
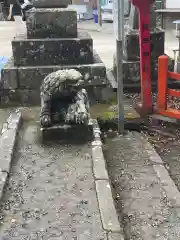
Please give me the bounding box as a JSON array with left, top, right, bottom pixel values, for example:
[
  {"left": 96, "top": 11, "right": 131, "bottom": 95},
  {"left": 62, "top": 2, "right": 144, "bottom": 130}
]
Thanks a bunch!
[
  {"left": 138, "top": 8, "right": 152, "bottom": 113},
  {"left": 131, "top": 0, "right": 154, "bottom": 114}
]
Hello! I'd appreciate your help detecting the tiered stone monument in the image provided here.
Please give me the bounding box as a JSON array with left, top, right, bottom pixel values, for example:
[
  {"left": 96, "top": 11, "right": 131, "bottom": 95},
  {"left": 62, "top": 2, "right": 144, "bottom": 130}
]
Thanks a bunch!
[
  {"left": 113, "top": 4, "right": 173, "bottom": 89},
  {"left": 0, "top": 0, "right": 106, "bottom": 106}
]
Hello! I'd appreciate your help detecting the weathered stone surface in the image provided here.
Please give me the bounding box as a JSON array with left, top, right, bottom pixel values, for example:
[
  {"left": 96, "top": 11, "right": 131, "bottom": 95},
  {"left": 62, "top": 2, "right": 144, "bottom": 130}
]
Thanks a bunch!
[
  {"left": 113, "top": 59, "right": 158, "bottom": 86},
  {"left": 95, "top": 180, "right": 121, "bottom": 232},
  {"left": 0, "top": 171, "right": 7, "bottom": 200},
  {"left": 26, "top": 8, "right": 77, "bottom": 39},
  {"left": 128, "top": 4, "right": 157, "bottom": 30},
  {"left": 31, "top": 0, "right": 71, "bottom": 8},
  {"left": 122, "top": 60, "right": 158, "bottom": 84},
  {"left": 108, "top": 232, "right": 124, "bottom": 240},
  {"left": 1, "top": 53, "right": 106, "bottom": 90},
  {"left": 0, "top": 89, "right": 40, "bottom": 106},
  {"left": 1, "top": 59, "right": 18, "bottom": 89},
  {"left": 0, "top": 111, "right": 21, "bottom": 173},
  {"left": 92, "top": 145, "right": 109, "bottom": 180},
  {"left": 0, "top": 111, "right": 21, "bottom": 200},
  {"left": 124, "top": 29, "right": 165, "bottom": 61},
  {"left": 12, "top": 33, "right": 93, "bottom": 66},
  {"left": 0, "top": 129, "right": 16, "bottom": 173},
  {"left": 18, "top": 65, "right": 106, "bottom": 89},
  {"left": 113, "top": 55, "right": 174, "bottom": 87},
  {"left": 40, "top": 69, "right": 91, "bottom": 127}
]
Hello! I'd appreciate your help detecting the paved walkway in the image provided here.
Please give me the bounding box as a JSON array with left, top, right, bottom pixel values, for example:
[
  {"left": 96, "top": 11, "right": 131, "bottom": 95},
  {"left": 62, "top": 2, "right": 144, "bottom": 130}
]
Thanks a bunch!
[
  {"left": 0, "top": 22, "right": 16, "bottom": 58},
  {"left": 0, "top": 108, "right": 123, "bottom": 239},
  {"left": 0, "top": 122, "right": 107, "bottom": 239}
]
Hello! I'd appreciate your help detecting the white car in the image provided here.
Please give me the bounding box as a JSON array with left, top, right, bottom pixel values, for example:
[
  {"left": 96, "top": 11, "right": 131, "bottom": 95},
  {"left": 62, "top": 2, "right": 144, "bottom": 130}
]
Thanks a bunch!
[
  {"left": 101, "top": 1, "right": 113, "bottom": 22},
  {"left": 101, "top": 0, "right": 130, "bottom": 22}
]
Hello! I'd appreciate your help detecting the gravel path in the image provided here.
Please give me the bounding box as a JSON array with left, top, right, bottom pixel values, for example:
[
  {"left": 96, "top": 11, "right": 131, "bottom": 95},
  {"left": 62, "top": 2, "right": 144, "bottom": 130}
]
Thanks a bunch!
[
  {"left": 145, "top": 124, "right": 180, "bottom": 200},
  {"left": 0, "top": 122, "right": 106, "bottom": 239},
  {"left": 103, "top": 132, "right": 180, "bottom": 240}
]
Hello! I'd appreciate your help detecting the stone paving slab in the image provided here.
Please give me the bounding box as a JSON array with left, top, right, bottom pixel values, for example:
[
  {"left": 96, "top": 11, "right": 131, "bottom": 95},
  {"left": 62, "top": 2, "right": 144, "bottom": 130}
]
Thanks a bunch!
[
  {"left": 0, "top": 171, "right": 7, "bottom": 200},
  {"left": 0, "top": 110, "right": 22, "bottom": 203},
  {"left": 108, "top": 232, "right": 124, "bottom": 240},
  {"left": 95, "top": 180, "right": 121, "bottom": 232},
  {"left": 0, "top": 113, "right": 124, "bottom": 239}
]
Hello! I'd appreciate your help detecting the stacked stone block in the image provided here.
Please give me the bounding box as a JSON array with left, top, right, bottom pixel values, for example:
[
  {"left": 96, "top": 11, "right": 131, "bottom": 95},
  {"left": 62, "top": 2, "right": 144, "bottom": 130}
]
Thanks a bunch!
[
  {"left": 113, "top": 4, "right": 173, "bottom": 88},
  {"left": 0, "top": 0, "right": 106, "bottom": 106}
]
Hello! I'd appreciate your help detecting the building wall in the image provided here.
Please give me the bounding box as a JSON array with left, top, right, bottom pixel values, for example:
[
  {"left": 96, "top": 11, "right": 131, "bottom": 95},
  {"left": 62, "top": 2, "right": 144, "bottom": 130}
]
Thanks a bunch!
[{"left": 166, "top": 0, "right": 180, "bottom": 8}]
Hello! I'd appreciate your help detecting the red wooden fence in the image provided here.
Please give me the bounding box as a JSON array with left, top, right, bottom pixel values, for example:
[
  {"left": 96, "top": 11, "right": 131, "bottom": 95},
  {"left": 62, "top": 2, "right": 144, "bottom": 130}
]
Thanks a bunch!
[{"left": 156, "top": 55, "right": 180, "bottom": 119}]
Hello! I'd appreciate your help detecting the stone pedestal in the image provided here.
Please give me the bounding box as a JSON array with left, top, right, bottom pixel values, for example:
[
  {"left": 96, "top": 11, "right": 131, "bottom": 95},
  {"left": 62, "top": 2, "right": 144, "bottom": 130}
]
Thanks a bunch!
[
  {"left": 124, "top": 29, "right": 165, "bottom": 61},
  {"left": 0, "top": 0, "right": 106, "bottom": 106},
  {"left": 128, "top": 4, "right": 157, "bottom": 31},
  {"left": 113, "top": 54, "right": 174, "bottom": 89},
  {"left": 26, "top": 8, "right": 77, "bottom": 38},
  {"left": 12, "top": 33, "right": 93, "bottom": 66}
]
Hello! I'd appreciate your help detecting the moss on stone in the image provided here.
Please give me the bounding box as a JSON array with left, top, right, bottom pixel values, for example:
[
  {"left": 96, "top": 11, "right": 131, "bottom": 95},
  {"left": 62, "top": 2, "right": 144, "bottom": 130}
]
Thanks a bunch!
[{"left": 90, "top": 103, "right": 117, "bottom": 120}]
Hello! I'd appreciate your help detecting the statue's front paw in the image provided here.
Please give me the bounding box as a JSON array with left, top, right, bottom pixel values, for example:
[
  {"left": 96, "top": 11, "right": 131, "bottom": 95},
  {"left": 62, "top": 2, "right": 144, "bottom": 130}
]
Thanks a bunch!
[
  {"left": 76, "top": 111, "right": 89, "bottom": 125},
  {"left": 40, "top": 115, "right": 52, "bottom": 128}
]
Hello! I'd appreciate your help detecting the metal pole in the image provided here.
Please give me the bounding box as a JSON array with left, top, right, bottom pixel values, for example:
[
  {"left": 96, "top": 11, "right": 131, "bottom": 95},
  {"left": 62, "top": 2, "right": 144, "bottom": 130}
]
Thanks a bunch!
[
  {"left": 115, "top": 0, "right": 124, "bottom": 134},
  {"left": 97, "top": 0, "right": 102, "bottom": 26}
]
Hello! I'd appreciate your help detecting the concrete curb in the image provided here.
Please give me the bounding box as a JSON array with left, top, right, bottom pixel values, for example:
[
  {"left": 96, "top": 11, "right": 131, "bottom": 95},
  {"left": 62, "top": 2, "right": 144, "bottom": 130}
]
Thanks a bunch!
[
  {"left": 0, "top": 109, "right": 22, "bottom": 201},
  {"left": 89, "top": 119, "right": 124, "bottom": 240},
  {"left": 133, "top": 131, "right": 180, "bottom": 207}
]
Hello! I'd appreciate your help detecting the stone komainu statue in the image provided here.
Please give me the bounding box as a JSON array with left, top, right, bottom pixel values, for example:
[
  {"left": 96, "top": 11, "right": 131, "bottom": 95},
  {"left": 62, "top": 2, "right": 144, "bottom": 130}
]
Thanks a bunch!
[{"left": 40, "top": 69, "right": 90, "bottom": 128}]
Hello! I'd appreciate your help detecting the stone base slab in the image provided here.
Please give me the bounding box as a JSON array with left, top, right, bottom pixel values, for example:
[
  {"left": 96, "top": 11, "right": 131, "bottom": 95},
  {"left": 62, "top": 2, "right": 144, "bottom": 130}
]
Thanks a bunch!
[
  {"left": 26, "top": 8, "right": 77, "bottom": 39},
  {"left": 1, "top": 51, "right": 106, "bottom": 90},
  {"left": 124, "top": 29, "right": 165, "bottom": 61},
  {"left": 31, "top": 0, "right": 72, "bottom": 8},
  {"left": 12, "top": 32, "right": 93, "bottom": 66}
]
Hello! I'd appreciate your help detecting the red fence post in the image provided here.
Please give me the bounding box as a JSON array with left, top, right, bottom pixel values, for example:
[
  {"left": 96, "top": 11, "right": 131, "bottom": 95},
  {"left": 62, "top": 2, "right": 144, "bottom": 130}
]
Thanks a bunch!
[{"left": 156, "top": 55, "right": 169, "bottom": 110}]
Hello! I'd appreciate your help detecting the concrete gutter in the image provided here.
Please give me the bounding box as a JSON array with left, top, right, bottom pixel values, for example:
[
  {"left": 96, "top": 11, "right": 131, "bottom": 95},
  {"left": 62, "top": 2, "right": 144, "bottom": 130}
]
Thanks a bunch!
[
  {"left": 0, "top": 109, "right": 22, "bottom": 201},
  {"left": 90, "top": 119, "right": 124, "bottom": 240}
]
